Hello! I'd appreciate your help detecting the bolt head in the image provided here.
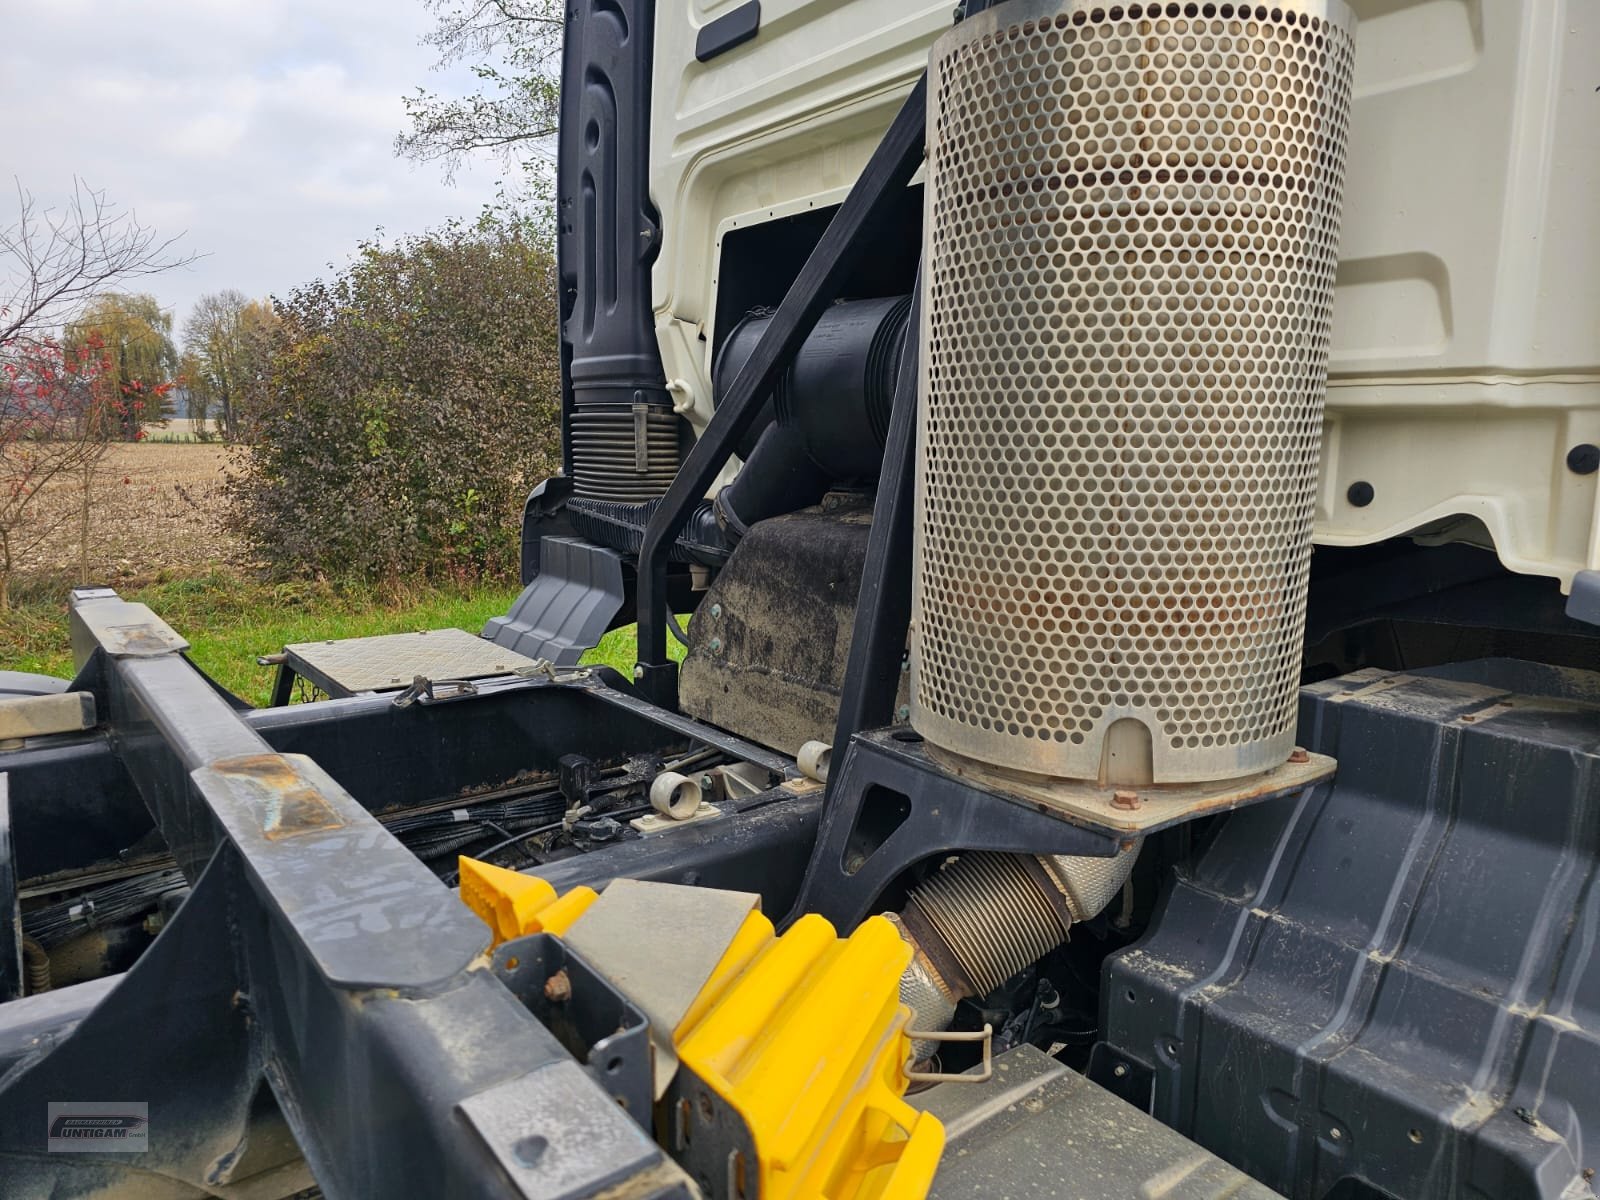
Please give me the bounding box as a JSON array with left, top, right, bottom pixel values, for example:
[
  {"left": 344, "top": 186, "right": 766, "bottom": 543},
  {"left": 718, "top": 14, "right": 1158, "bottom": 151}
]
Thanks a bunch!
[
  {"left": 710, "top": 603, "right": 722, "bottom": 618},
  {"left": 543, "top": 968, "right": 572, "bottom": 1004},
  {"left": 1288, "top": 747, "right": 1310, "bottom": 764},
  {"left": 1113, "top": 1064, "right": 1128, "bottom": 1077},
  {"left": 896, "top": 705, "right": 910, "bottom": 722},
  {"left": 632, "top": 665, "right": 644, "bottom": 680},
  {"left": 1111, "top": 790, "right": 1141, "bottom": 810},
  {"left": 708, "top": 637, "right": 722, "bottom": 653}
]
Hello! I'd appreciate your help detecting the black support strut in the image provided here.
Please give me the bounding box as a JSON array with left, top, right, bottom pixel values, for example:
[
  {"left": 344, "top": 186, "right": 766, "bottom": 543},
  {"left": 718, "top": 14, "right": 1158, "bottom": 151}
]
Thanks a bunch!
[
  {"left": 828, "top": 271, "right": 922, "bottom": 750},
  {"left": 633, "top": 74, "right": 929, "bottom": 706}
]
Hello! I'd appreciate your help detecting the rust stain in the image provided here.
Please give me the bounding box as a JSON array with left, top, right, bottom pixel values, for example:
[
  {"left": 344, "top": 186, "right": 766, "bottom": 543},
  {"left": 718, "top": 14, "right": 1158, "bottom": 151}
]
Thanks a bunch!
[
  {"left": 107, "top": 623, "right": 180, "bottom": 655},
  {"left": 212, "top": 753, "right": 345, "bottom": 838}
]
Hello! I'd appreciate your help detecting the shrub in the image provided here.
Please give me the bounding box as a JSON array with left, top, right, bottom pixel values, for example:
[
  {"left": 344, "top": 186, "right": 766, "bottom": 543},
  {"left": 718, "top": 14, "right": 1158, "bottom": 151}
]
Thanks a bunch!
[{"left": 229, "top": 214, "right": 560, "bottom": 581}]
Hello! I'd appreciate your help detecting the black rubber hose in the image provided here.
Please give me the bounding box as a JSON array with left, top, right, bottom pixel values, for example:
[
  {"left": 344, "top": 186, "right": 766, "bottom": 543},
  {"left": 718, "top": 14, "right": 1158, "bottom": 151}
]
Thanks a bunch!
[{"left": 712, "top": 420, "right": 832, "bottom": 545}]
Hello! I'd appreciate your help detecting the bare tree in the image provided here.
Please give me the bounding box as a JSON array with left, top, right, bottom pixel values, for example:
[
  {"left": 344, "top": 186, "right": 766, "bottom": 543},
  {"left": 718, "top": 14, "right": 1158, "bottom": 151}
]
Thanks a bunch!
[
  {"left": 0, "top": 336, "right": 117, "bottom": 606},
  {"left": 183, "top": 289, "right": 275, "bottom": 439},
  {"left": 0, "top": 181, "right": 193, "bottom": 604},
  {"left": 395, "top": 0, "right": 563, "bottom": 192},
  {"left": 1, "top": 180, "right": 195, "bottom": 347}
]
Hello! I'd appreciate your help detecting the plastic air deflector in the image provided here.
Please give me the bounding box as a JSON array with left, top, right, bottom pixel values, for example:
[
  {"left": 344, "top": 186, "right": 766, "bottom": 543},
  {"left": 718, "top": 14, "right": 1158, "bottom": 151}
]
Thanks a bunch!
[{"left": 482, "top": 537, "right": 626, "bottom": 666}]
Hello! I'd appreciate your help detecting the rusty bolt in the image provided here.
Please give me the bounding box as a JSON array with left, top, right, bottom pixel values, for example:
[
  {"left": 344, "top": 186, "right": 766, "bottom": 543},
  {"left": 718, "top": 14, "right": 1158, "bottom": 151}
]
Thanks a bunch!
[
  {"left": 1583, "top": 1167, "right": 1594, "bottom": 1181},
  {"left": 1111, "top": 790, "right": 1142, "bottom": 811},
  {"left": 1288, "top": 747, "right": 1310, "bottom": 764},
  {"left": 543, "top": 968, "right": 572, "bottom": 1004}
]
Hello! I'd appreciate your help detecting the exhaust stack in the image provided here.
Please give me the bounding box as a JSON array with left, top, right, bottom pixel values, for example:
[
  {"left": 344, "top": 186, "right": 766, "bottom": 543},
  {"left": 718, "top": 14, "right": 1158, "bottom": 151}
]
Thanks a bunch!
[
  {"left": 891, "top": 0, "right": 1356, "bottom": 1039},
  {"left": 911, "top": 0, "right": 1356, "bottom": 787}
]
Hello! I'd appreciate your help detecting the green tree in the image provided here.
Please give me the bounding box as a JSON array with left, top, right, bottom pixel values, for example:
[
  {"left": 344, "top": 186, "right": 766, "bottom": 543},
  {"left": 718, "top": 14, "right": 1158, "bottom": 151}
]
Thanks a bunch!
[
  {"left": 396, "top": 0, "right": 562, "bottom": 198},
  {"left": 229, "top": 212, "right": 561, "bottom": 581},
  {"left": 64, "top": 293, "right": 178, "bottom": 439},
  {"left": 182, "top": 290, "right": 277, "bottom": 438}
]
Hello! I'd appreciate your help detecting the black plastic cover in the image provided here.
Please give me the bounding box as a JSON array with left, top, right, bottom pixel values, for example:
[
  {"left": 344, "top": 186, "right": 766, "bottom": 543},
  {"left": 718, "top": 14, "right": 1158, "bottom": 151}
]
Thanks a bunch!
[
  {"left": 695, "top": 1, "right": 760, "bottom": 62},
  {"left": 713, "top": 295, "right": 911, "bottom": 479},
  {"left": 1101, "top": 661, "right": 1600, "bottom": 1200}
]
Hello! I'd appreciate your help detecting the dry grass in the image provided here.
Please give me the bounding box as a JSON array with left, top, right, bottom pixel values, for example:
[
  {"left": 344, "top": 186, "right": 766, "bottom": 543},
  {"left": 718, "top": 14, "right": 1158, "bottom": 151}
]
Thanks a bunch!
[{"left": 18, "top": 442, "right": 247, "bottom": 590}]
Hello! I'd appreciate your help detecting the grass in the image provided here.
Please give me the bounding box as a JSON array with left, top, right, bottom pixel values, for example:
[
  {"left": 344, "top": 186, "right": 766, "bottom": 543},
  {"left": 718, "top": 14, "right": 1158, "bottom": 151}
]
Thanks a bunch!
[
  {"left": 0, "top": 569, "right": 685, "bottom": 707},
  {"left": 586, "top": 621, "right": 688, "bottom": 677}
]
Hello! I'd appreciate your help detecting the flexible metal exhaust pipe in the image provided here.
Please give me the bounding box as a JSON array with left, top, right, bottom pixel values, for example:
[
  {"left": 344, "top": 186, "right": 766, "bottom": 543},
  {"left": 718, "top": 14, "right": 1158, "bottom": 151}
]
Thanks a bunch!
[{"left": 891, "top": 844, "right": 1140, "bottom": 1049}]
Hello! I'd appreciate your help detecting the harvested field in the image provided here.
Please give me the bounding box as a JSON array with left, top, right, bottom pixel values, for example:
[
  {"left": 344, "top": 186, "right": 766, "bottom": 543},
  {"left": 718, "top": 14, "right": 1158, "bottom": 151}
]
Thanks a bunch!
[{"left": 19, "top": 442, "right": 248, "bottom": 588}]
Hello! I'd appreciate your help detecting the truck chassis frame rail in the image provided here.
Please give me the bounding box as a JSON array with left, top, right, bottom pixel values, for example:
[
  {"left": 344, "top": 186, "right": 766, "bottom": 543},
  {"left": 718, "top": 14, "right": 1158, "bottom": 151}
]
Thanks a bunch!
[{"left": 0, "top": 588, "right": 697, "bottom": 1199}]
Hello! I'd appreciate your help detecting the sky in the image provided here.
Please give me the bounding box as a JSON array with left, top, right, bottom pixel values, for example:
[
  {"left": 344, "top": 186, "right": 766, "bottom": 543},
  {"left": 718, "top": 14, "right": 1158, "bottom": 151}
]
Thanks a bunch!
[{"left": 0, "top": 0, "right": 502, "bottom": 345}]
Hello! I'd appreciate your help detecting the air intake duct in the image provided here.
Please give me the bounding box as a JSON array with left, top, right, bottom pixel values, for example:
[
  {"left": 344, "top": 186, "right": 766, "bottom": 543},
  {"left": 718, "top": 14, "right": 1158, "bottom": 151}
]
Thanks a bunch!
[
  {"left": 710, "top": 295, "right": 913, "bottom": 542},
  {"left": 714, "top": 295, "right": 912, "bottom": 481},
  {"left": 911, "top": 0, "right": 1357, "bottom": 786},
  {"left": 569, "top": 402, "right": 682, "bottom": 503},
  {"left": 558, "top": 0, "right": 682, "bottom": 502}
]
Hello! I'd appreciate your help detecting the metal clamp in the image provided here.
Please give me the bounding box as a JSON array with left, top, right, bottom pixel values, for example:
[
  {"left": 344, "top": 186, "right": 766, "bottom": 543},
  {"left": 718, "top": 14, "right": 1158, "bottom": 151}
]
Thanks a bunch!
[
  {"left": 390, "top": 676, "right": 480, "bottom": 709},
  {"left": 903, "top": 1024, "right": 994, "bottom": 1084},
  {"left": 512, "top": 661, "right": 594, "bottom": 685}
]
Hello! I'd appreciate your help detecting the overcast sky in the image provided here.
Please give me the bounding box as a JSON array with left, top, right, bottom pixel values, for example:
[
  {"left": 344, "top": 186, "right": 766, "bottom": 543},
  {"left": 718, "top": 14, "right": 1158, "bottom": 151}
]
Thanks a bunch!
[{"left": 0, "top": 0, "right": 502, "bottom": 344}]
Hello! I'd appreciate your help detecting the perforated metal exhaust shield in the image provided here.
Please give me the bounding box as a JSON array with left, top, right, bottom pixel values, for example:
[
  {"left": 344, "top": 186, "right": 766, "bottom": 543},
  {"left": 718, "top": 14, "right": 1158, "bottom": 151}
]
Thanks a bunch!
[{"left": 911, "top": 0, "right": 1356, "bottom": 784}]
